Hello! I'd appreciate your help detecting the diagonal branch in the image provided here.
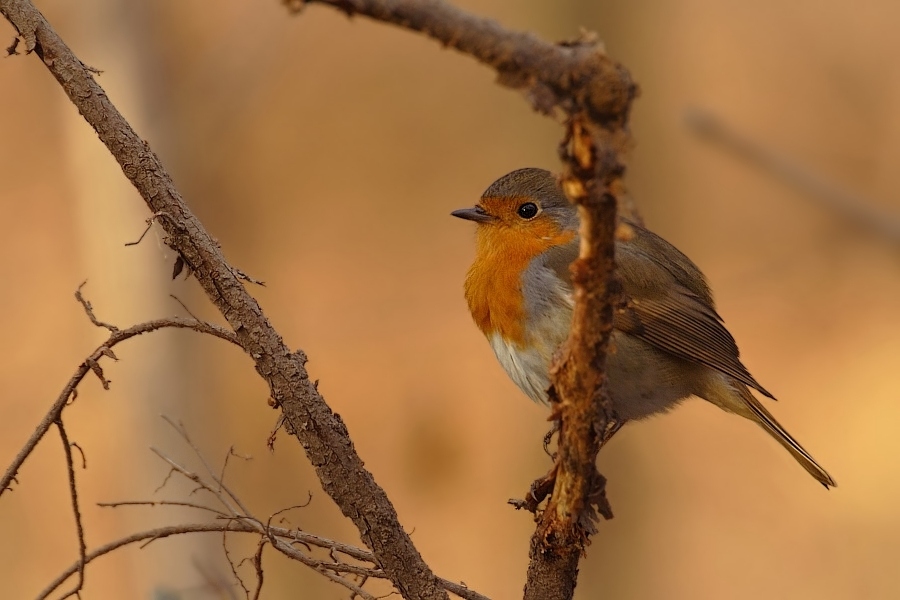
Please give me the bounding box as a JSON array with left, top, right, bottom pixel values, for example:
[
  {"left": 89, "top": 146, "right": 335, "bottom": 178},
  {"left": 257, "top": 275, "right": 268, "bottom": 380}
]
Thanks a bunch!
[
  {"left": 0, "top": 3, "right": 448, "bottom": 598},
  {"left": 295, "top": 0, "right": 635, "bottom": 119}
]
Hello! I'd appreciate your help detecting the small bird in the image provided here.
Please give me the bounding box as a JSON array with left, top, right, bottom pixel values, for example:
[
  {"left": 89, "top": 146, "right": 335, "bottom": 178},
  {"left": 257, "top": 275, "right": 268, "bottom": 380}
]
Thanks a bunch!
[{"left": 452, "top": 167, "right": 835, "bottom": 487}]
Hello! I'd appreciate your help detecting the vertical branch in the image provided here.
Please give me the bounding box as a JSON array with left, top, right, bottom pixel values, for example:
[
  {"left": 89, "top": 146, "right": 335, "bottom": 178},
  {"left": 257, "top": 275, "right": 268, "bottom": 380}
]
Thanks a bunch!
[
  {"left": 522, "top": 117, "right": 626, "bottom": 599},
  {"left": 56, "top": 420, "right": 87, "bottom": 600}
]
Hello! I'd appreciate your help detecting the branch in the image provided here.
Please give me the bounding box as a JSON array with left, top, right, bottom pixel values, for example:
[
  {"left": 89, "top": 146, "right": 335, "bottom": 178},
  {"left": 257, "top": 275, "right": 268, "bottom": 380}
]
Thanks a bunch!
[
  {"left": 35, "top": 522, "right": 259, "bottom": 600},
  {"left": 39, "top": 519, "right": 490, "bottom": 600},
  {"left": 296, "top": 3, "right": 628, "bottom": 112},
  {"left": 0, "top": 310, "right": 239, "bottom": 496},
  {"left": 519, "top": 112, "right": 621, "bottom": 600},
  {"left": 43, "top": 425, "right": 491, "bottom": 600},
  {"left": 0, "top": 3, "right": 450, "bottom": 597},
  {"left": 55, "top": 420, "right": 87, "bottom": 600}
]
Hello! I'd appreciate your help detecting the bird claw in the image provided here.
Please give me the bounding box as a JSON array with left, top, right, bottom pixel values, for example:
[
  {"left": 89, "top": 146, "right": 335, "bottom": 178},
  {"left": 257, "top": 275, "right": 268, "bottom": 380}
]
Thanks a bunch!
[
  {"left": 542, "top": 420, "right": 560, "bottom": 457},
  {"left": 508, "top": 462, "right": 558, "bottom": 513}
]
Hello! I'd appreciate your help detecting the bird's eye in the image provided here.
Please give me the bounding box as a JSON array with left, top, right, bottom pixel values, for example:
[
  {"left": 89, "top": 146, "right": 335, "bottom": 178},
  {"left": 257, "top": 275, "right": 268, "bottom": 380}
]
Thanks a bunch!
[{"left": 517, "top": 202, "right": 539, "bottom": 220}]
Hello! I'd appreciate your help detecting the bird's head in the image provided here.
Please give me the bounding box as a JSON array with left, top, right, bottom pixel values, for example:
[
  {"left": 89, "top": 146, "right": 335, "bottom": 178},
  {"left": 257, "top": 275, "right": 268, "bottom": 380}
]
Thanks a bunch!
[{"left": 451, "top": 168, "right": 578, "bottom": 256}]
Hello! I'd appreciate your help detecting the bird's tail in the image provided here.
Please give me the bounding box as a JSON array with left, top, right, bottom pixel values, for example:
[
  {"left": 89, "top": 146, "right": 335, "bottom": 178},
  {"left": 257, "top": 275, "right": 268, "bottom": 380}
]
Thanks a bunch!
[{"left": 706, "top": 379, "right": 836, "bottom": 488}]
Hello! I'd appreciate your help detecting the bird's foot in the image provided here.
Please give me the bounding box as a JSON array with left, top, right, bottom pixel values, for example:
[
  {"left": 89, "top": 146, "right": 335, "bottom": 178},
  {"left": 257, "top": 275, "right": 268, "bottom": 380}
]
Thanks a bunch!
[
  {"left": 508, "top": 462, "right": 557, "bottom": 514},
  {"left": 600, "top": 414, "right": 623, "bottom": 447},
  {"left": 542, "top": 420, "right": 560, "bottom": 458}
]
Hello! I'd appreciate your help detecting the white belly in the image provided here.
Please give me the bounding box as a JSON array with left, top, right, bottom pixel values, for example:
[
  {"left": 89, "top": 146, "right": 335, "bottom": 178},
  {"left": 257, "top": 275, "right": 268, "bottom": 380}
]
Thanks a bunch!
[
  {"left": 488, "top": 330, "right": 697, "bottom": 421},
  {"left": 488, "top": 333, "right": 553, "bottom": 405}
]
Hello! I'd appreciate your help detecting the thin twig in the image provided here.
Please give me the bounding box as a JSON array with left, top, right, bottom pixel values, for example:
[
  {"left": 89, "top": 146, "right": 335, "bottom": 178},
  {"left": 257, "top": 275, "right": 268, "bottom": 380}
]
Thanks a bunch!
[
  {"left": 148, "top": 448, "right": 241, "bottom": 517},
  {"left": 124, "top": 216, "right": 155, "bottom": 247},
  {"left": 250, "top": 539, "right": 266, "bottom": 600},
  {"left": 55, "top": 420, "right": 87, "bottom": 600},
  {"left": 157, "top": 419, "right": 253, "bottom": 516},
  {"left": 222, "top": 526, "right": 252, "bottom": 599},
  {"left": 0, "top": 311, "right": 239, "bottom": 497},
  {"left": 169, "top": 293, "right": 202, "bottom": 321},
  {"left": 95, "top": 431, "right": 488, "bottom": 600},
  {"left": 97, "top": 499, "right": 230, "bottom": 518},
  {"left": 75, "top": 281, "right": 118, "bottom": 332},
  {"left": 35, "top": 523, "right": 259, "bottom": 600},
  {"left": 265, "top": 536, "right": 380, "bottom": 600},
  {"left": 39, "top": 517, "right": 489, "bottom": 600}
]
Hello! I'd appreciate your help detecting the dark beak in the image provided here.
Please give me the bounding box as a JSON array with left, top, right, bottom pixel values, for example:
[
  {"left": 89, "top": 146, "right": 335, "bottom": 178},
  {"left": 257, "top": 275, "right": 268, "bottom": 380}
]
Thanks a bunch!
[{"left": 451, "top": 206, "right": 494, "bottom": 223}]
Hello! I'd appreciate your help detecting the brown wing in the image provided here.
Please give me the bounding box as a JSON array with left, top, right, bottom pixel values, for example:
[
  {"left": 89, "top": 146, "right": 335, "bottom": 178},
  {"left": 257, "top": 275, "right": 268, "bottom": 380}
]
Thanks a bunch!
[
  {"left": 541, "top": 220, "right": 774, "bottom": 400},
  {"left": 614, "top": 221, "right": 775, "bottom": 400},
  {"left": 614, "top": 286, "right": 775, "bottom": 399}
]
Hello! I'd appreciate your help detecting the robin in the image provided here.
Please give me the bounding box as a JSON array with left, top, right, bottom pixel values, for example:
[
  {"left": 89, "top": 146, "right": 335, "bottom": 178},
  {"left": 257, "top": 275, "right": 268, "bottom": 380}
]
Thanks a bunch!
[{"left": 452, "top": 167, "right": 835, "bottom": 487}]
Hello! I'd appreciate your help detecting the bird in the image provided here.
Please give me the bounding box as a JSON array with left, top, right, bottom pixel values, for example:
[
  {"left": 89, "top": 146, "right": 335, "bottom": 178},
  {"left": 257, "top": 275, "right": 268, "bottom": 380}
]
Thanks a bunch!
[{"left": 452, "top": 167, "right": 835, "bottom": 488}]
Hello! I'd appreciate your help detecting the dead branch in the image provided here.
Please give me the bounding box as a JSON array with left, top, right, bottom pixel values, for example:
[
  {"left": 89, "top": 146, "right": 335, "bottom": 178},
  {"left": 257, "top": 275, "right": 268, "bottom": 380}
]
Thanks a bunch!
[
  {"left": 40, "top": 430, "right": 490, "bottom": 600},
  {"left": 35, "top": 522, "right": 259, "bottom": 600}
]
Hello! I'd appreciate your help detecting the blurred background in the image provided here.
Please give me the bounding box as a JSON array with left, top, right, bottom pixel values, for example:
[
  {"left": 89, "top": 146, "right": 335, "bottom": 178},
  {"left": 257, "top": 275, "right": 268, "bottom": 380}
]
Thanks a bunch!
[{"left": 1, "top": 0, "right": 898, "bottom": 598}]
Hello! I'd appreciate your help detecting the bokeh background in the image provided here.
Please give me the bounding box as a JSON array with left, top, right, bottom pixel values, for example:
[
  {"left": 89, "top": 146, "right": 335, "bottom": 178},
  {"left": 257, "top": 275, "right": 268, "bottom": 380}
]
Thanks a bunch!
[{"left": 2, "top": 0, "right": 898, "bottom": 598}]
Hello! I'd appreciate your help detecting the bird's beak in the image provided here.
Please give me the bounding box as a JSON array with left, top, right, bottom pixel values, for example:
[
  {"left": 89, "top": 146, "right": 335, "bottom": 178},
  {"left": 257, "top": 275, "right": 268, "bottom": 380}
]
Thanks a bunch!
[{"left": 451, "top": 206, "right": 494, "bottom": 223}]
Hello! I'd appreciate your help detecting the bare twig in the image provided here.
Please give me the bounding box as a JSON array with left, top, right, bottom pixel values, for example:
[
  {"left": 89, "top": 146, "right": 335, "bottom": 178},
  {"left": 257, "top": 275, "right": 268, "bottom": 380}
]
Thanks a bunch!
[
  {"left": 160, "top": 417, "right": 254, "bottom": 517},
  {"left": 124, "top": 211, "right": 178, "bottom": 246},
  {"left": 35, "top": 523, "right": 258, "bottom": 600},
  {"left": 70, "top": 441, "right": 87, "bottom": 469},
  {"left": 75, "top": 280, "right": 118, "bottom": 332},
  {"left": 0, "top": 297, "right": 239, "bottom": 497},
  {"left": 169, "top": 293, "right": 201, "bottom": 321},
  {"left": 250, "top": 539, "right": 266, "bottom": 600},
  {"left": 40, "top": 517, "right": 491, "bottom": 600},
  {"left": 149, "top": 448, "right": 240, "bottom": 517},
  {"left": 97, "top": 499, "right": 230, "bottom": 518},
  {"left": 265, "top": 534, "right": 380, "bottom": 600},
  {"left": 55, "top": 420, "right": 87, "bottom": 600},
  {"left": 685, "top": 107, "right": 900, "bottom": 242},
  {"left": 124, "top": 216, "right": 155, "bottom": 247},
  {"left": 223, "top": 526, "right": 252, "bottom": 599}
]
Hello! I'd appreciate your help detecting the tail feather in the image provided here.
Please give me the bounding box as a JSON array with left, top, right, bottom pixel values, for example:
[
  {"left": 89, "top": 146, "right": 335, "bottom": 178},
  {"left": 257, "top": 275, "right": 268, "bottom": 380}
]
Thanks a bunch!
[
  {"left": 736, "top": 385, "right": 836, "bottom": 488},
  {"left": 704, "top": 378, "right": 836, "bottom": 488}
]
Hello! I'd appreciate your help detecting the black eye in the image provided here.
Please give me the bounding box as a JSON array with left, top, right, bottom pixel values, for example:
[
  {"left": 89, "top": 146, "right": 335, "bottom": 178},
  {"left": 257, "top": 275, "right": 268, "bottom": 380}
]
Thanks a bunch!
[{"left": 517, "top": 202, "right": 539, "bottom": 219}]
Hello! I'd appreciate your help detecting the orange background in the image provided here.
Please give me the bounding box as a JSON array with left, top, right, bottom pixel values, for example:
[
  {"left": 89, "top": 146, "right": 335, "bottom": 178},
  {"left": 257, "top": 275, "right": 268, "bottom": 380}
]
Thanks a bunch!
[{"left": 1, "top": 1, "right": 897, "bottom": 598}]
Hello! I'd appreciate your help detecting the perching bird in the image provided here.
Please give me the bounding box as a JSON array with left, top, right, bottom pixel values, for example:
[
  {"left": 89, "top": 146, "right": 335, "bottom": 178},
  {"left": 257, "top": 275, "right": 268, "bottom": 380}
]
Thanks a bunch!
[{"left": 452, "top": 167, "right": 834, "bottom": 487}]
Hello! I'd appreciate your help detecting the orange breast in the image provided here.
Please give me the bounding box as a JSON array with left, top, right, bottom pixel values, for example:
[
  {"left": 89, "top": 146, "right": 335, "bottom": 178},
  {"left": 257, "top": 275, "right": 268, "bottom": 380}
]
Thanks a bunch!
[{"left": 464, "top": 221, "right": 575, "bottom": 346}]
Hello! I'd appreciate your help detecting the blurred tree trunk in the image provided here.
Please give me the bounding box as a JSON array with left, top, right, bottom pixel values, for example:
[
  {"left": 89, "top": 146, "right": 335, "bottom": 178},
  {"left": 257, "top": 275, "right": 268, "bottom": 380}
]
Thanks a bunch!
[{"left": 59, "top": 1, "right": 215, "bottom": 596}]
